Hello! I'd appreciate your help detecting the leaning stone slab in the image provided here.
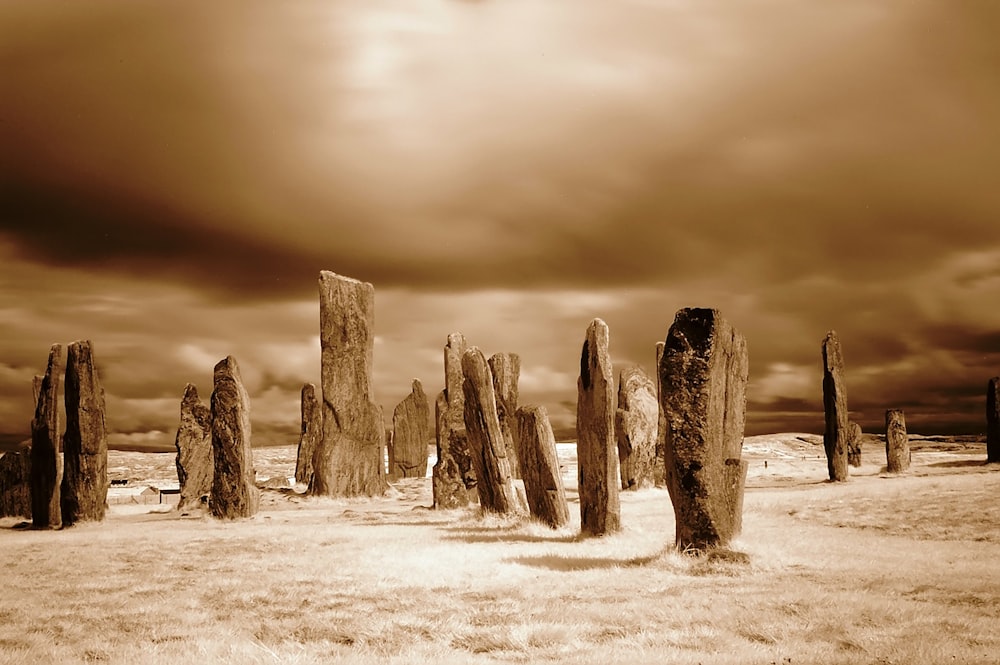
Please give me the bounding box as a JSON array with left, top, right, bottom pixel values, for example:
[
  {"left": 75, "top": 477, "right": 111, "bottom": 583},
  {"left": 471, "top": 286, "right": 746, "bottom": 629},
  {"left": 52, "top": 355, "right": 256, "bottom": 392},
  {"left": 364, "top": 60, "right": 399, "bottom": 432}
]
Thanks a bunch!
[
  {"left": 0, "top": 441, "right": 32, "bottom": 519},
  {"left": 615, "top": 366, "right": 659, "bottom": 491},
  {"left": 516, "top": 405, "right": 569, "bottom": 529},
  {"left": 294, "top": 383, "right": 321, "bottom": 485},
  {"left": 659, "top": 308, "right": 749, "bottom": 551},
  {"left": 30, "top": 344, "right": 63, "bottom": 529},
  {"left": 885, "top": 409, "right": 910, "bottom": 473},
  {"left": 210, "top": 356, "right": 259, "bottom": 519},
  {"left": 488, "top": 353, "right": 521, "bottom": 479},
  {"left": 175, "top": 383, "right": 213, "bottom": 511},
  {"left": 577, "top": 318, "right": 621, "bottom": 536},
  {"left": 61, "top": 340, "right": 109, "bottom": 526},
  {"left": 988, "top": 377, "right": 1000, "bottom": 463},
  {"left": 433, "top": 333, "right": 477, "bottom": 508},
  {"left": 391, "top": 379, "right": 431, "bottom": 479},
  {"left": 822, "top": 331, "right": 850, "bottom": 481}
]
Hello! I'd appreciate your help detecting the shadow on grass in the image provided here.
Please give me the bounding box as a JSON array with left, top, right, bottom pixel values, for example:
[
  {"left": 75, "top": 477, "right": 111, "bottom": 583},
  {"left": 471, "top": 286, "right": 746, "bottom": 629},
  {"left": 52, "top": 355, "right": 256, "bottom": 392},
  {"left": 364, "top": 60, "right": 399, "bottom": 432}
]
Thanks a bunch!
[
  {"left": 506, "top": 553, "right": 660, "bottom": 571},
  {"left": 927, "top": 459, "right": 990, "bottom": 469},
  {"left": 443, "top": 531, "right": 580, "bottom": 544}
]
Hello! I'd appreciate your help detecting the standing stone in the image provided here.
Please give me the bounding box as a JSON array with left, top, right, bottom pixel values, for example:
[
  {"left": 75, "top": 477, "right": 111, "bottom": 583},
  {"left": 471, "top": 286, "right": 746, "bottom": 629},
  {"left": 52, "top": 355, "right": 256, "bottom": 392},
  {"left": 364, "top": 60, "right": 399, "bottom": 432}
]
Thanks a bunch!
[
  {"left": 654, "top": 342, "right": 668, "bottom": 487},
  {"left": 822, "top": 331, "right": 850, "bottom": 482},
  {"left": 488, "top": 353, "right": 521, "bottom": 479},
  {"left": 615, "top": 366, "right": 659, "bottom": 491},
  {"left": 174, "top": 383, "right": 213, "bottom": 511},
  {"left": 660, "top": 308, "right": 749, "bottom": 551},
  {"left": 30, "top": 344, "right": 63, "bottom": 529},
  {"left": 433, "top": 333, "right": 477, "bottom": 508},
  {"left": 885, "top": 409, "right": 910, "bottom": 473},
  {"left": 310, "top": 271, "right": 388, "bottom": 497},
  {"left": 391, "top": 379, "right": 431, "bottom": 478},
  {"left": 577, "top": 318, "right": 621, "bottom": 536},
  {"left": 988, "top": 377, "right": 1000, "bottom": 463},
  {"left": 294, "top": 383, "right": 321, "bottom": 485},
  {"left": 32, "top": 375, "right": 42, "bottom": 404},
  {"left": 0, "top": 441, "right": 32, "bottom": 519},
  {"left": 516, "top": 405, "right": 569, "bottom": 529},
  {"left": 210, "top": 356, "right": 259, "bottom": 519},
  {"left": 847, "top": 421, "right": 863, "bottom": 467},
  {"left": 60, "top": 340, "right": 109, "bottom": 526},
  {"left": 462, "top": 348, "right": 520, "bottom": 514}
]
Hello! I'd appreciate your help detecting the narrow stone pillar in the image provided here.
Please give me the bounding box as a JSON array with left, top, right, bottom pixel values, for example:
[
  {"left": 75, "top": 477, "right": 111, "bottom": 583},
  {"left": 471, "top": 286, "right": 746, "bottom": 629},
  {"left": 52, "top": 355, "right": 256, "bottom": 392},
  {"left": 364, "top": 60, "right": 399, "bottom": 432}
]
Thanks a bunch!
[
  {"left": 516, "top": 405, "right": 569, "bottom": 529},
  {"left": 391, "top": 379, "right": 431, "bottom": 478},
  {"left": 847, "top": 421, "right": 863, "bottom": 467},
  {"left": 61, "top": 340, "right": 109, "bottom": 526},
  {"left": 210, "top": 356, "right": 259, "bottom": 519},
  {"left": 30, "top": 344, "right": 63, "bottom": 529},
  {"left": 822, "top": 331, "right": 850, "bottom": 482},
  {"left": 988, "top": 377, "right": 1000, "bottom": 463},
  {"left": 659, "top": 308, "right": 749, "bottom": 551},
  {"left": 0, "top": 441, "right": 31, "bottom": 519},
  {"left": 294, "top": 383, "right": 321, "bottom": 485},
  {"left": 432, "top": 333, "right": 476, "bottom": 508},
  {"left": 654, "top": 342, "right": 667, "bottom": 487},
  {"left": 615, "top": 366, "right": 658, "bottom": 491},
  {"left": 577, "top": 318, "right": 620, "bottom": 536},
  {"left": 885, "top": 409, "right": 910, "bottom": 473},
  {"left": 175, "top": 383, "right": 213, "bottom": 511},
  {"left": 488, "top": 353, "right": 521, "bottom": 479}
]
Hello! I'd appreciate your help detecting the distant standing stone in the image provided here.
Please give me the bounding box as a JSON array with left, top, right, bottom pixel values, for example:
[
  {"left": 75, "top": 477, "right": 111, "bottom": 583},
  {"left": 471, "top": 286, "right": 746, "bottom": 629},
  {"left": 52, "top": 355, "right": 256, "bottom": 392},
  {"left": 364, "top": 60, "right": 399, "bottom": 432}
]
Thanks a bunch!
[
  {"left": 988, "top": 377, "right": 1000, "bottom": 463},
  {"left": 433, "top": 333, "right": 477, "bottom": 508},
  {"left": 462, "top": 348, "right": 520, "bottom": 514},
  {"left": 488, "top": 353, "right": 522, "bottom": 480},
  {"left": 885, "top": 409, "right": 910, "bottom": 473},
  {"left": 615, "top": 366, "right": 659, "bottom": 491},
  {"left": 577, "top": 318, "right": 621, "bottom": 536},
  {"left": 30, "top": 344, "right": 63, "bottom": 529},
  {"left": 660, "top": 308, "right": 749, "bottom": 551},
  {"left": 516, "top": 405, "right": 569, "bottom": 529},
  {"left": 210, "top": 356, "right": 259, "bottom": 519},
  {"left": 654, "top": 342, "right": 667, "bottom": 487},
  {"left": 175, "top": 383, "right": 213, "bottom": 511},
  {"left": 847, "top": 421, "right": 863, "bottom": 468},
  {"left": 392, "top": 379, "right": 431, "bottom": 478},
  {"left": 61, "top": 341, "right": 109, "bottom": 526},
  {"left": 0, "top": 441, "right": 32, "bottom": 519},
  {"left": 822, "top": 331, "right": 850, "bottom": 482},
  {"left": 294, "top": 383, "right": 321, "bottom": 485},
  {"left": 310, "top": 271, "right": 388, "bottom": 497}
]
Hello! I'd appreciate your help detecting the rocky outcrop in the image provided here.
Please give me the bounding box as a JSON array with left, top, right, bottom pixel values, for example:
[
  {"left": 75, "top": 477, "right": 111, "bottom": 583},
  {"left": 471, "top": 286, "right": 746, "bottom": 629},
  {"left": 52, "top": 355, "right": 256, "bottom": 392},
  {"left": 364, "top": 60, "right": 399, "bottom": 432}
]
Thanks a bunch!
[
  {"left": 885, "top": 409, "right": 910, "bottom": 473},
  {"left": 209, "top": 356, "right": 259, "bottom": 519},
  {"left": 847, "top": 421, "right": 863, "bottom": 467},
  {"left": 60, "top": 340, "right": 109, "bottom": 526},
  {"left": 822, "top": 331, "right": 850, "bottom": 482},
  {"left": 654, "top": 342, "right": 667, "bottom": 487},
  {"left": 391, "top": 379, "right": 431, "bottom": 479},
  {"left": 615, "top": 366, "right": 659, "bottom": 491},
  {"left": 30, "top": 344, "right": 63, "bottom": 529},
  {"left": 462, "top": 348, "right": 520, "bottom": 514},
  {"left": 294, "top": 383, "right": 321, "bottom": 485},
  {"left": 0, "top": 441, "right": 32, "bottom": 519},
  {"left": 488, "top": 353, "right": 521, "bottom": 479},
  {"left": 175, "top": 383, "right": 213, "bottom": 511},
  {"left": 310, "top": 272, "right": 388, "bottom": 497},
  {"left": 988, "top": 377, "right": 1000, "bottom": 463},
  {"left": 516, "top": 405, "right": 569, "bottom": 528},
  {"left": 433, "top": 333, "right": 476, "bottom": 508},
  {"left": 577, "top": 319, "right": 620, "bottom": 536},
  {"left": 659, "top": 308, "right": 749, "bottom": 551}
]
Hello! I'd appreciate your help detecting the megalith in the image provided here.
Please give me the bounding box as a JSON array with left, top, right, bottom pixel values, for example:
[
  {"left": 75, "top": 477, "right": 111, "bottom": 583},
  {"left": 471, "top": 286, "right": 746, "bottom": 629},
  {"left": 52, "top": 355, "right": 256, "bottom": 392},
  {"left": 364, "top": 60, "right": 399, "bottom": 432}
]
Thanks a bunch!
[
  {"left": 0, "top": 441, "right": 32, "bottom": 519},
  {"left": 615, "top": 366, "right": 659, "bottom": 491},
  {"left": 847, "top": 421, "right": 863, "bottom": 467},
  {"left": 488, "top": 353, "right": 521, "bottom": 479},
  {"left": 432, "top": 333, "right": 477, "bottom": 508},
  {"left": 988, "top": 377, "right": 1000, "bottom": 463},
  {"left": 822, "top": 331, "right": 850, "bottom": 482},
  {"left": 174, "top": 383, "right": 213, "bottom": 511},
  {"left": 462, "top": 348, "right": 520, "bottom": 514},
  {"left": 659, "top": 308, "right": 749, "bottom": 551},
  {"left": 654, "top": 342, "right": 668, "bottom": 487},
  {"left": 577, "top": 318, "right": 621, "bottom": 536},
  {"left": 60, "top": 340, "right": 109, "bottom": 526},
  {"left": 209, "top": 356, "right": 259, "bottom": 519},
  {"left": 30, "top": 344, "right": 63, "bottom": 529},
  {"left": 294, "top": 383, "right": 321, "bottom": 485},
  {"left": 885, "top": 409, "right": 910, "bottom": 473},
  {"left": 310, "top": 271, "right": 388, "bottom": 497},
  {"left": 516, "top": 405, "right": 569, "bottom": 529},
  {"left": 391, "top": 379, "right": 431, "bottom": 478}
]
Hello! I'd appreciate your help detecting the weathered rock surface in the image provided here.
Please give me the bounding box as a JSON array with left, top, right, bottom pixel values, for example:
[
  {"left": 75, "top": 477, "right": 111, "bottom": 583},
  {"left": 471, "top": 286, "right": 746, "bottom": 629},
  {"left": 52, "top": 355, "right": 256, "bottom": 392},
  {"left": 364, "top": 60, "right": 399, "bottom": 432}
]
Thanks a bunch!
[
  {"left": 61, "top": 340, "right": 109, "bottom": 526},
  {"left": 462, "top": 348, "right": 520, "bottom": 514},
  {"left": 385, "top": 428, "right": 397, "bottom": 480},
  {"left": 433, "top": 333, "right": 477, "bottom": 508},
  {"left": 615, "top": 366, "right": 659, "bottom": 491},
  {"left": 310, "top": 271, "right": 388, "bottom": 497},
  {"left": 391, "top": 379, "right": 431, "bottom": 479},
  {"left": 30, "top": 344, "right": 63, "bottom": 529},
  {"left": 174, "top": 383, "right": 213, "bottom": 511},
  {"left": 488, "top": 353, "right": 521, "bottom": 479},
  {"left": 32, "top": 375, "right": 42, "bottom": 404},
  {"left": 822, "top": 331, "right": 850, "bottom": 482},
  {"left": 0, "top": 441, "right": 32, "bottom": 519},
  {"left": 659, "top": 308, "right": 749, "bottom": 551},
  {"left": 885, "top": 409, "right": 910, "bottom": 473},
  {"left": 988, "top": 377, "right": 1000, "bottom": 463},
  {"left": 577, "top": 318, "right": 621, "bottom": 536},
  {"left": 210, "top": 356, "right": 259, "bottom": 519},
  {"left": 654, "top": 342, "right": 667, "bottom": 487},
  {"left": 516, "top": 405, "right": 569, "bottom": 528},
  {"left": 294, "top": 383, "right": 321, "bottom": 485},
  {"left": 847, "top": 421, "right": 863, "bottom": 467}
]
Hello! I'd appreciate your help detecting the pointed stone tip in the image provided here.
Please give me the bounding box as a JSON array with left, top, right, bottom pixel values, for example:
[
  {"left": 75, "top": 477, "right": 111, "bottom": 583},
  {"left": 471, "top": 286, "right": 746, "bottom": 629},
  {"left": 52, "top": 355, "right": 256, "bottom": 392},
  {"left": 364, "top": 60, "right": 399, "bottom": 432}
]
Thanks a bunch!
[
  {"left": 214, "top": 355, "right": 240, "bottom": 374},
  {"left": 182, "top": 383, "right": 199, "bottom": 399},
  {"left": 318, "top": 270, "right": 370, "bottom": 287},
  {"left": 411, "top": 378, "right": 423, "bottom": 392}
]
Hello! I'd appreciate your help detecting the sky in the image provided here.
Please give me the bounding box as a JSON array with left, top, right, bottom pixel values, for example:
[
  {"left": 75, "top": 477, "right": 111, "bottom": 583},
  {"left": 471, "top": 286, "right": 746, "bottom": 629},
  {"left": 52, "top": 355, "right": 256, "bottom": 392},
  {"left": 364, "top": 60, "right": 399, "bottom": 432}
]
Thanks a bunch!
[{"left": 1, "top": 0, "right": 999, "bottom": 451}]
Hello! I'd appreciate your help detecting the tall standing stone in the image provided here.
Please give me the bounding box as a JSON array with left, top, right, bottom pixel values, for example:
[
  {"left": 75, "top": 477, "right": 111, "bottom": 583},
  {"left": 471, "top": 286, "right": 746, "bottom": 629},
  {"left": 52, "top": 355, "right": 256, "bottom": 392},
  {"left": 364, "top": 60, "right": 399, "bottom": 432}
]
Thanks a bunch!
[
  {"left": 988, "top": 377, "right": 1000, "bottom": 463},
  {"left": 847, "top": 421, "right": 863, "bottom": 467},
  {"left": 0, "top": 441, "right": 32, "bottom": 519},
  {"left": 294, "top": 383, "right": 321, "bottom": 485},
  {"left": 60, "top": 341, "right": 109, "bottom": 526},
  {"left": 577, "top": 318, "right": 621, "bottom": 536},
  {"left": 310, "top": 271, "right": 388, "bottom": 497},
  {"left": 175, "top": 383, "right": 213, "bottom": 511},
  {"left": 30, "top": 344, "right": 63, "bottom": 529},
  {"left": 822, "top": 331, "right": 850, "bottom": 482},
  {"left": 615, "top": 366, "right": 659, "bottom": 491},
  {"left": 391, "top": 379, "right": 431, "bottom": 478},
  {"left": 32, "top": 375, "right": 42, "bottom": 405},
  {"left": 433, "top": 333, "right": 476, "bottom": 508},
  {"left": 885, "top": 409, "right": 910, "bottom": 473},
  {"left": 516, "top": 405, "right": 569, "bottom": 529},
  {"left": 488, "top": 353, "right": 521, "bottom": 479},
  {"left": 654, "top": 342, "right": 668, "bottom": 487},
  {"left": 462, "top": 348, "right": 520, "bottom": 514},
  {"left": 210, "top": 356, "right": 259, "bottom": 519},
  {"left": 660, "top": 308, "right": 749, "bottom": 551}
]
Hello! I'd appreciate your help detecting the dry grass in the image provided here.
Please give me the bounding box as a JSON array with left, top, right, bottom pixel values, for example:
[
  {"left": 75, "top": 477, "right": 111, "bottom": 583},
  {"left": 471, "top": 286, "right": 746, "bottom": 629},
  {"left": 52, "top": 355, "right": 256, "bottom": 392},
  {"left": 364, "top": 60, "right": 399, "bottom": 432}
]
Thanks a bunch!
[{"left": 2, "top": 438, "right": 1000, "bottom": 664}]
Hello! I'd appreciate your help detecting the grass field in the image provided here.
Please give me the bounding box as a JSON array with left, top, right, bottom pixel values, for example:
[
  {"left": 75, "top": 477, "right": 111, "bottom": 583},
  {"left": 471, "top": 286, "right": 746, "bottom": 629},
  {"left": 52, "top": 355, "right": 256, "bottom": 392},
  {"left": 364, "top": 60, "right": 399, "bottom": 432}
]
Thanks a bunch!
[{"left": 2, "top": 435, "right": 999, "bottom": 664}]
